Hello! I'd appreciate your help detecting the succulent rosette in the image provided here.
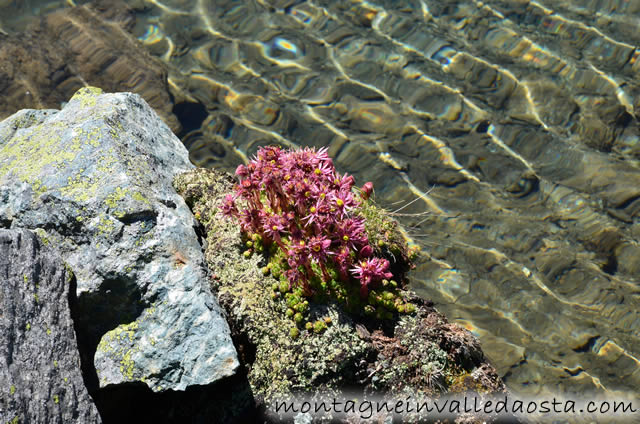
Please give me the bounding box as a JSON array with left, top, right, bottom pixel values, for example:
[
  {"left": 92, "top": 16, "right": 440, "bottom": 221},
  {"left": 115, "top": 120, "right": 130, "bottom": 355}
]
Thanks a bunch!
[{"left": 222, "top": 145, "right": 410, "bottom": 316}]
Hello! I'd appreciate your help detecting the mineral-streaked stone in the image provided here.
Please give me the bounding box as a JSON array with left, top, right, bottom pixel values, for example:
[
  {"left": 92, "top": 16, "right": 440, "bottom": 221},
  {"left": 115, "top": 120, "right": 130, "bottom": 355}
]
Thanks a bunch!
[
  {"left": 0, "top": 229, "right": 101, "bottom": 424},
  {"left": 0, "top": 87, "right": 238, "bottom": 392}
]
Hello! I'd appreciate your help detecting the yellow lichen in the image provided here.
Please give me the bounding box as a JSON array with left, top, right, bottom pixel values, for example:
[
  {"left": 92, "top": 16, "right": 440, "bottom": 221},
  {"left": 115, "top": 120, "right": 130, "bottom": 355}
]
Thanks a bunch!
[
  {"left": 96, "top": 319, "right": 148, "bottom": 382},
  {"left": 69, "top": 86, "right": 103, "bottom": 108},
  {"left": 132, "top": 191, "right": 150, "bottom": 204},
  {"left": 0, "top": 119, "right": 78, "bottom": 195},
  {"left": 96, "top": 214, "right": 116, "bottom": 235},
  {"left": 60, "top": 174, "right": 100, "bottom": 203},
  {"left": 105, "top": 186, "right": 129, "bottom": 209},
  {"left": 34, "top": 228, "right": 50, "bottom": 245}
]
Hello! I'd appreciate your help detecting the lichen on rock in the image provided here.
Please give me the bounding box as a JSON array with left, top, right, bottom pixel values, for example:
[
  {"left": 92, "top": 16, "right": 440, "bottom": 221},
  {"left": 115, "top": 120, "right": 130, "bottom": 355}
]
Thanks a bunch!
[{"left": 0, "top": 87, "right": 238, "bottom": 394}]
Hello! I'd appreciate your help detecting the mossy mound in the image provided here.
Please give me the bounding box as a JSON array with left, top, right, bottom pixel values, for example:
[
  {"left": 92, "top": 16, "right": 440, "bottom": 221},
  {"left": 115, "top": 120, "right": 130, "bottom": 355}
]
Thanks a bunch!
[
  {"left": 174, "top": 168, "right": 508, "bottom": 422},
  {"left": 175, "top": 168, "right": 371, "bottom": 401}
]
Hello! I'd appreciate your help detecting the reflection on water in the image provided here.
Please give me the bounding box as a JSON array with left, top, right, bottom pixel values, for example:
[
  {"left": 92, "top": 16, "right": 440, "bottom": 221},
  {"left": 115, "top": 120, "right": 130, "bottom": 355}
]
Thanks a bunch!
[{"left": 3, "top": 0, "right": 640, "bottom": 403}]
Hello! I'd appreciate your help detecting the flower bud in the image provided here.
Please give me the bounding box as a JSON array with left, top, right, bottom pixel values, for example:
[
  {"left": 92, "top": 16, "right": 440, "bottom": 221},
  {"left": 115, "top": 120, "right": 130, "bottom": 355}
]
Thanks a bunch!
[
  {"left": 360, "top": 245, "right": 373, "bottom": 257},
  {"left": 361, "top": 182, "right": 374, "bottom": 199},
  {"left": 235, "top": 164, "right": 248, "bottom": 177}
]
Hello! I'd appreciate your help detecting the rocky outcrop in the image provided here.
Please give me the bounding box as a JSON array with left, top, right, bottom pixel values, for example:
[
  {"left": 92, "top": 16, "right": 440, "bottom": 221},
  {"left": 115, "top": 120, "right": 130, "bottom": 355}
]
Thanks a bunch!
[
  {"left": 0, "top": 87, "right": 238, "bottom": 395},
  {"left": 174, "top": 168, "right": 510, "bottom": 423},
  {"left": 0, "top": 0, "right": 180, "bottom": 133},
  {"left": 0, "top": 86, "right": 509, "bottom": 422},
  {"left": 0, "top": 229, "right": 101, "bottom": 424}
]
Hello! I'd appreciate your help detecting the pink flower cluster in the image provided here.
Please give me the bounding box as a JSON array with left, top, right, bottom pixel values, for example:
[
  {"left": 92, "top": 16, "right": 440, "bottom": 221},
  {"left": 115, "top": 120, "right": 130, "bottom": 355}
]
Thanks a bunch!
[{"left": 222, "top": 145, "right": 392, "bottom": 297}]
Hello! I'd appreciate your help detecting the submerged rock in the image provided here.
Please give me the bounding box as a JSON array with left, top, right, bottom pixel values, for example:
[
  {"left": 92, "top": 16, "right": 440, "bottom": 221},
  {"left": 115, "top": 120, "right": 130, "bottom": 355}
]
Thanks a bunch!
[
  {"left": 0, "top": 0, "right": 180, "bottom": 133},
  {"left": 0, "top": 229, "right": 101, "bottom": 424},
  {"left": 174, "top": 167, "right": 509, "bottom": 423},
  {"left": 0, "top": 88, "right": 238, "bottom": 393}
]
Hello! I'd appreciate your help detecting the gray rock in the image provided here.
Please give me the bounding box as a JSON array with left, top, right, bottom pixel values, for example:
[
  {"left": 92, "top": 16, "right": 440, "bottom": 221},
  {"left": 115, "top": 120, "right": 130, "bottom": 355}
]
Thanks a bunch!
[
  {"left": 0, "top": 87, "right": 238, "bottom": 392},
  {"left": 0, "top": 229, "right": 101, "bottom": 424}
]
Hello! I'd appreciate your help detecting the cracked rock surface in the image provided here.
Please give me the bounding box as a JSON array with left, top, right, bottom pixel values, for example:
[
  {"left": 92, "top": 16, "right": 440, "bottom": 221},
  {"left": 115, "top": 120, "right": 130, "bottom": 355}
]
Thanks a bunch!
[
  {"left": 0, "top": 228, "right": 101, "bottom": 424},
  {"left": 0, "top": 88, "right": 238, "bottom": 393}
]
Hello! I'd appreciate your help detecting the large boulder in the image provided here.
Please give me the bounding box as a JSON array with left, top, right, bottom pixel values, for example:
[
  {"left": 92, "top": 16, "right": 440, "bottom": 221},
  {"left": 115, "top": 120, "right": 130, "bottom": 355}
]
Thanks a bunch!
[
  {"left": 0, "top": 229, "right": 101, "bottom": 424},
  {"left": 0, "top": 87, "right": 238, "bottom": 393}
]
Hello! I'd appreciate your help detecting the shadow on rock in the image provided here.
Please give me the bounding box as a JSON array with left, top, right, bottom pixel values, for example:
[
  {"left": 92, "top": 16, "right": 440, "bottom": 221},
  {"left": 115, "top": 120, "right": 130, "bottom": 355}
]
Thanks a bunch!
[{"left": 91, "top": 372, "right": 257, "bottom": 424}]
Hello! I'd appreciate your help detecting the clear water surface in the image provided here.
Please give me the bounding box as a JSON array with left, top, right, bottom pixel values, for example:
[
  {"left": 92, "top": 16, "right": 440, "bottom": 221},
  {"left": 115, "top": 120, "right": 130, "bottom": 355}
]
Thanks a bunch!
[{"left": 2, "top": 0, "right": 640, "bottom": 408}]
